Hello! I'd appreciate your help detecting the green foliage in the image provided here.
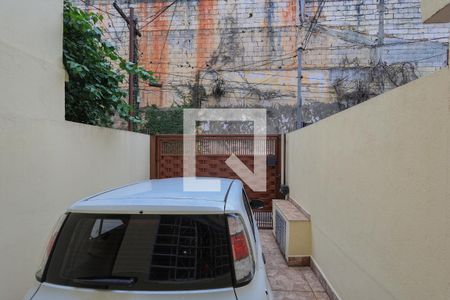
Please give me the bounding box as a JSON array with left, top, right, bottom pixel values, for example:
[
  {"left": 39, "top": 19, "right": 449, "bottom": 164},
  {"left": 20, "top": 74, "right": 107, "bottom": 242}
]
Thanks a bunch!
[
  {"left": 63, "top": 0, "right": 157, "bottom": 127},
  {"left": 140, "top": 103, "right": 194, "bottom": 135},
  {"left": 139, "top": 78, "right": 204, "bottom": 134}
]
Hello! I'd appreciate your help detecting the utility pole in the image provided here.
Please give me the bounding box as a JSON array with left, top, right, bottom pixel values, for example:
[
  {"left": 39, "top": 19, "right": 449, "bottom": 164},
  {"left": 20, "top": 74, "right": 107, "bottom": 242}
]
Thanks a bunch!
[
  {"left": 128, "top": 7, "right": 138, "bottom": 131},
  {"left": 377, "top": 0, "right": 385, "bottom": 63},
  {"left": 296, "top": 46, "right": 303, "bottom": 130},
  {"left": 300, "top": 0, "right": 305, "bottom": 23},
  {"left": 295, "top": 0, "right": 305, "bottom": 130},
  {"left": 113, "top": 2, "right": 141, "bottom": 131}
]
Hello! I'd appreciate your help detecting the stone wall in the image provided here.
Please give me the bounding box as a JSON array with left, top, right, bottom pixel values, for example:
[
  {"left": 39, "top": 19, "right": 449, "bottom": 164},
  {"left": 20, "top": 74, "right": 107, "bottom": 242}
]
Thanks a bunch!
[{"left": 74, "top": 0, "right": 449, "bottom": 132}]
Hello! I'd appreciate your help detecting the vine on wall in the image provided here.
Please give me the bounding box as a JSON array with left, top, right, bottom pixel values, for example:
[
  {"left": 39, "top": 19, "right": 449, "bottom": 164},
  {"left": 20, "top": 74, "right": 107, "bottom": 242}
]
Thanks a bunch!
[{"left": 333, "top": 59, "right": 418, "bottom": 110}]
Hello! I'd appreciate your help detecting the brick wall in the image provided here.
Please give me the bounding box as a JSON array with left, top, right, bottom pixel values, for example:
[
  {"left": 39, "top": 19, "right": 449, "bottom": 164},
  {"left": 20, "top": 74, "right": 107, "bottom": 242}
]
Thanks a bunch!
[{"left": 73, "top": 0, "right": 449, "bottom": 132}]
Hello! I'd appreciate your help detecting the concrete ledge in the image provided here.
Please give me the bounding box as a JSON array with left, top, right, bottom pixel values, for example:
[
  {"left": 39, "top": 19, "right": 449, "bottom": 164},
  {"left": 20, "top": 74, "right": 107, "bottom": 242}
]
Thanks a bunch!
[{"left": 273, "top": 199, "right": 310, "bottom": 222}]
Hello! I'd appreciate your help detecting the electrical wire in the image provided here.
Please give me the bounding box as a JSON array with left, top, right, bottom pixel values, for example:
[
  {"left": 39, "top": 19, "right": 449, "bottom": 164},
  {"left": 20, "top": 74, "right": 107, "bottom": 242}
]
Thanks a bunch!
[
  {"left": 303, "top": 0, "right": 326, "bottom": 50},
  {"left": 155, "top": 1, "right": 179, "bottom": 74},
  {"left": 214, "top": 51, "right": 299, "bottom": 72},
  {"left": 78, "top": 0, "right": 130, "bottom": 52},
  {"left": 141, "top": 49, "right": 447, "bottom": 86},
  {"left": 142, "top": 50, "right": 299, "bottom": 73},
  {"left": 139, "top": 0, "right": 180, "bottom": 31},
  {"left": 77, "top": 0, "right": 448, "bottom": 93},
  {"left": 78, "top": 0, "right": 121, "bottom": 18},
  {"left": 146, "top": 70, "right": 299, "bottom": 87},
  {"left": 141, "top": 32, "right": 447, "bottom": 67}
]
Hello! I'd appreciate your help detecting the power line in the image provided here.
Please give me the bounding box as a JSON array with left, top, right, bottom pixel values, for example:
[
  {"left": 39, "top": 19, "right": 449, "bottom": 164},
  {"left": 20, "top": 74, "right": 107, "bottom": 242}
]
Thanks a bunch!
[
  {"left": 303, "top": 0, "right": 326, "bottom": 50},
  {"left": 296, "top": 0, "right": 326, "bottom": 129},
  {"left": 301, "top": 23, "right": 449, "bottom": 50},
  {"left": 142, "top": 50, "right": 299, "bottom": 73},
  {"left": 78, "top": 1, "right": 447, "bottom": 91},
  {"left": 78, "top": 0, "right": 120, "bottom": 18},
  {"left": 99, "top": 5, "right": 126, "bottom": 43},
  {"left": 148, "top": 70, "right": 299, "bottom": 87},
  {"left": 143, "top": 61, "right": 305, "bottom": 79},
  {"left": 216, "top": 51, "right": 299, "bottom": 71},
  {"left": 139, "top": 41, "right": 446, "bottom": 75},
  {"left": 303, "top": 41, "right": 449, "bottom": 52},
  {"left": 77, "top": 3, "right": 127, "bottom": 50},
  {"left": 139, "top": 0, "right": 180, "bottom": 31},
  {"left": 139, "top": 25, "right": 298, "bottom": 34},
  {"left": 143, "top": 50, "right": 447, "bottom": 81},
  {"left": 140, "top": 51, "right": 446, "bottom": 89},
  {"left": 407, "top": 52, "right": 448, "bottom": 63},
  {"left": 77, "top": 0, "right": 131, "bottom": 51},
  {"left": 155, "top": 1, "right": 179, "bottom": 74},
  {"left": 319, "top": 5, "right": 422, "bottom": 21},
  {"left": 142, "top": 54, "right": 446, "bottom": 85},
  {"left": 139, "top": 1, "right": 176, "bottom": 23},
  {"left": 142, "top": 33, "right": 448, "bottom": 68}
]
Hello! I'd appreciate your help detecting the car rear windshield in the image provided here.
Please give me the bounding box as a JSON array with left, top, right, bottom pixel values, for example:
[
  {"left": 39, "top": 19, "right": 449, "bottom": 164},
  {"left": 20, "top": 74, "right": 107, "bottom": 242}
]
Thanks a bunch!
[{"left": 45, "top": 213, "right": 232, "bottom": 291}]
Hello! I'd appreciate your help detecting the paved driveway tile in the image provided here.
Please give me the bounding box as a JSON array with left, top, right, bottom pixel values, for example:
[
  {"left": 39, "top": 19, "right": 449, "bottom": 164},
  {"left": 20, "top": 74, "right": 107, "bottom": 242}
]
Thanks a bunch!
[{"left": 260, "top": 230, "right": 329, "bottom": 300}]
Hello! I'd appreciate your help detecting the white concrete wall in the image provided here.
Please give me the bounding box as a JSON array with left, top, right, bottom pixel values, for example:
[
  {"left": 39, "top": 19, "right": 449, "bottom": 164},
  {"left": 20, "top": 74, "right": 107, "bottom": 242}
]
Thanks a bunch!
[
  {"left": 0, "top": 1, "right": 150, "bottom": 299},
  {"left": 286, "top": 67, "right": 450, "bottom": 300}
]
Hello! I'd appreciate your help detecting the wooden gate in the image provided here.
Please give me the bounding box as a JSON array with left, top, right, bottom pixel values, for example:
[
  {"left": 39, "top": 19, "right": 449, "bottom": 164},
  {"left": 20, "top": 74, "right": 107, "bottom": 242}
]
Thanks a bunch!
[{"left": 150, "top": 135, "right": 281, "bottom": 213}]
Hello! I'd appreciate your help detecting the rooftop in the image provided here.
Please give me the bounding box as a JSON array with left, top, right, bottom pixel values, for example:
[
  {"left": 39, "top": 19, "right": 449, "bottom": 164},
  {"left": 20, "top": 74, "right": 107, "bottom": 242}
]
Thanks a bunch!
[{"left": 69, "top": 177, "right": 236, "bottom": 214}]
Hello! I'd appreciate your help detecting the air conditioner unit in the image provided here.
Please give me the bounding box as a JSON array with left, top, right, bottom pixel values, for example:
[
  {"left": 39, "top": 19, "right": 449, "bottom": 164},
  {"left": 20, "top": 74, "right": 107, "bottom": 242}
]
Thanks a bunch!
[
  {"left": 274, "top": 209, "right": 287, "bottom": 256},
  {"left": 273, "top": 199, "right": 311, "bottom": 266}
]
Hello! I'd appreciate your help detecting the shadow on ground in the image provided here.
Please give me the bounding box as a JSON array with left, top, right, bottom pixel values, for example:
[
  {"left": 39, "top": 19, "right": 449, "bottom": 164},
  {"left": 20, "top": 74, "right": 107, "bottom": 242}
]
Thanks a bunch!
[{"left": 260, "top": 230, "right": 330, "bottom": 300}]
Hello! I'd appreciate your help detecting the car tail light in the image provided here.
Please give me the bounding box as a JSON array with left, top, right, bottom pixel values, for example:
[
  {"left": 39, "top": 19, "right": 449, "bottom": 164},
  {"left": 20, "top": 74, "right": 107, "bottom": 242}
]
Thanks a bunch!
[
  {"left": 230, "top": 231, "right": 250, "bottom": 261},
  {"left": 227, "top": 214, "right": 255, "bottom": 286},
  {"left": 35, "top": 214, "right": 67, "bottom": 282}
]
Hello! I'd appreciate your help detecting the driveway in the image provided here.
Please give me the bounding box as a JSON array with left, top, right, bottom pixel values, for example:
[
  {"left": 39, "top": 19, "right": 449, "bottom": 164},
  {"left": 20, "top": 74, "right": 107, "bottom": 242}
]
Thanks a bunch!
[{"left": 260, "top": 230, "right": 330, "bottom": 300}]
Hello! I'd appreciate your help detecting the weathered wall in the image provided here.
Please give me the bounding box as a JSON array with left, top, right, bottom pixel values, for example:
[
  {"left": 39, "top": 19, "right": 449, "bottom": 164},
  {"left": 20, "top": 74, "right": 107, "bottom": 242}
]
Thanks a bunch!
[
  {"left": 75, "top": 0, "right": 299, "bottom": 132},
  {"left": 0, "top": 1, "right": 150, "bottom": 299},
  {"left": 75, "top": 0, "right": 448, "bottom": 132},
  {"left": 301, "top": 0, "right": 449, "bottom": 123},
  {"left": 286, "top": 66, "right": 450, "bottom": 299}
]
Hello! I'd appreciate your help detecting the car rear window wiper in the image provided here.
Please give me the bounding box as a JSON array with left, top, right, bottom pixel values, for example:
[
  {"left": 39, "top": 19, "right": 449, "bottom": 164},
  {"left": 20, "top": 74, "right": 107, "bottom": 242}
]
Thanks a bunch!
[{"left": 73, "top": 276, "right": 137, "bottom": 287}]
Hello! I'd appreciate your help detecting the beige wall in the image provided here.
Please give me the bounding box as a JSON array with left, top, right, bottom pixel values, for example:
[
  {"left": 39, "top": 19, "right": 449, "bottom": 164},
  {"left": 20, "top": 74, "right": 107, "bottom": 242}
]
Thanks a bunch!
[
  {"left": 286, "top": 68, "right": 450, "bottom": 300},
  {"left": 287, "top": 222, "right": 311, "bottom": 258},
  {"left": 0, "top": 1, "right": 150, "bottom": 299},
  {"left": 422, "top": 0, "right": 450, "bottom": 23}
]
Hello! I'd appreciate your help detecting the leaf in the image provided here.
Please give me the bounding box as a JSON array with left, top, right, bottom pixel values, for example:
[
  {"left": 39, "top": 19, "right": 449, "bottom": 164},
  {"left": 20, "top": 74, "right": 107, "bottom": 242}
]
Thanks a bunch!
[{"left": 63, "top": 0, "right": 158, "bottom": 128}]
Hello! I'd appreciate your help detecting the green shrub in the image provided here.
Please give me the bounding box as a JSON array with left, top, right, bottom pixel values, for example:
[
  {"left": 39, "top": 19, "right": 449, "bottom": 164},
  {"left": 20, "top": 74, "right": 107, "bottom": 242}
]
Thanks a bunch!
[
  {"left": 140, "top": 104, "right": 194, "bottom": 135},
  {"left": 63, "top": 0, "right": 156, "bottom": 127}
]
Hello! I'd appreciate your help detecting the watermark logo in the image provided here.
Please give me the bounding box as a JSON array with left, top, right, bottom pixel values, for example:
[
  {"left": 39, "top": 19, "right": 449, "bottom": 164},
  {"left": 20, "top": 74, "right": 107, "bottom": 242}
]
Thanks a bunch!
[{"left": 183, "top": 108, "right": 267, "bottom": 192}]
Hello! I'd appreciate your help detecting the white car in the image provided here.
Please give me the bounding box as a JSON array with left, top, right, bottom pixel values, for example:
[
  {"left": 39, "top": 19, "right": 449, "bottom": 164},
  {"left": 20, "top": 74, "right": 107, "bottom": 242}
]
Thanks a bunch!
[{"left": 25, "top": 178, "right": 273, "bottom": 300}]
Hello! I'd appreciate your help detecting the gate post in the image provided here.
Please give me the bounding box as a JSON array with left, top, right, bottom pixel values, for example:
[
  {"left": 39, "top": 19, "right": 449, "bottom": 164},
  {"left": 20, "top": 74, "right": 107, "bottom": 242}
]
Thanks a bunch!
[{"left": 150, "top": 135, "right": 157, "bottom": 179}]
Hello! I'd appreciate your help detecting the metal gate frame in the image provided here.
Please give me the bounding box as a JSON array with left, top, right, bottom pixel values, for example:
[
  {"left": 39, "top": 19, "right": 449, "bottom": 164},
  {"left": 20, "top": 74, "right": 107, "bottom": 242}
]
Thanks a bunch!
[{"left": 150, "top": 134, "right": 281, "bottom": 225}]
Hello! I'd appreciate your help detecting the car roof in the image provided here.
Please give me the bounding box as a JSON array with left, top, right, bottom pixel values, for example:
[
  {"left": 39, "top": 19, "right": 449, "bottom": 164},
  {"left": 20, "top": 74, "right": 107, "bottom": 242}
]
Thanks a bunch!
[{"left": 69, "top": 177, "right": 241, "bottom": 214}]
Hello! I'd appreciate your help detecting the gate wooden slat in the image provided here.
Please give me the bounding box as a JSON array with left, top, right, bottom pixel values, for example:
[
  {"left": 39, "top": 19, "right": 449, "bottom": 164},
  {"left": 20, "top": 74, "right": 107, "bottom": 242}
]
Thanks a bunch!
[{"left": 151, "top": 134, "right": 281, "bottom": 213}]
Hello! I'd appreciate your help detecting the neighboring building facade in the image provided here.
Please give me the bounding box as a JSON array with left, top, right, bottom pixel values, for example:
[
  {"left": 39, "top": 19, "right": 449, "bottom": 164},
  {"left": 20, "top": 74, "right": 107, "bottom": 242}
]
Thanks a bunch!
[{"left": 74, "top": 0, "right": 449, "bottom": 132}]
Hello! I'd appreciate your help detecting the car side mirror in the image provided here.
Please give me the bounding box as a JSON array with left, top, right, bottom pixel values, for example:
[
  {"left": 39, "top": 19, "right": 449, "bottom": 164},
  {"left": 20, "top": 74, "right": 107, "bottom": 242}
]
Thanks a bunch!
[{"left": 250, "top": 199, "right": 265, "bottom": 209}]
